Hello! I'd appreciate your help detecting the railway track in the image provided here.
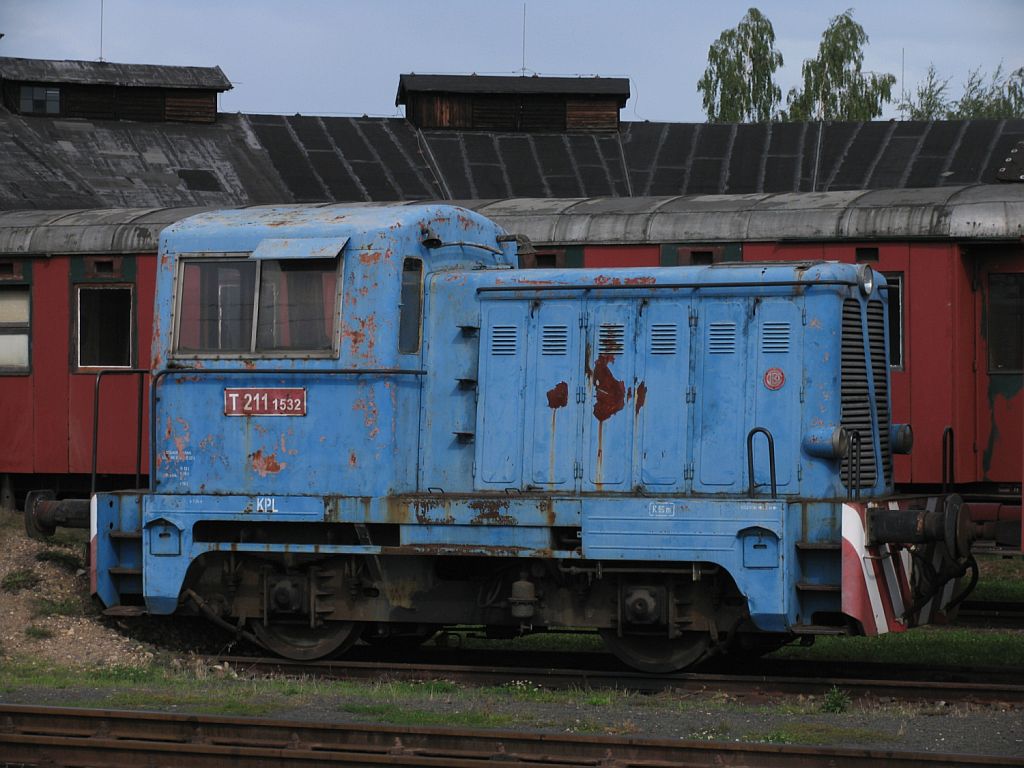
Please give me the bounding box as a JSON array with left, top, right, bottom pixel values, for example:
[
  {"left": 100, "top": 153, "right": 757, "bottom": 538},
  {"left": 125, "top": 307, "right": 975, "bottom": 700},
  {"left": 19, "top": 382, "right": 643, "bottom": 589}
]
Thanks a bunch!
[
  {"left": 959, "top": 600, "right": 1024, "bottom": 629},
  {"left": 2, "top": 704, "right": 1021, "bottom": 768},
  {"left": 212, "top": 654, "right": 1024, "bottom": 705}
]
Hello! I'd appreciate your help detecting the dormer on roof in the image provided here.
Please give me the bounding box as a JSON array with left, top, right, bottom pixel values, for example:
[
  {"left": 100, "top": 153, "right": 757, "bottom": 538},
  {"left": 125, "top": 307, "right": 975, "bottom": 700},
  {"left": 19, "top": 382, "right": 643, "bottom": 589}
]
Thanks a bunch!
[
  {"left": 0, "top": 56, "right": 232, "bottom": 124},
  {"left": 396, "top": 73, "right": 629, "bottom": 132}
]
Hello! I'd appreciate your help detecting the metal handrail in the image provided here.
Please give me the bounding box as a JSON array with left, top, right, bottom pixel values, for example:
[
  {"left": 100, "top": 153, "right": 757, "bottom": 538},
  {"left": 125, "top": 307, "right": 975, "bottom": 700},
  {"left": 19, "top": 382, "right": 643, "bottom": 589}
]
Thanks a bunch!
[
  {"left": 91, "top": 368, "right": 148, "bottom": 496},
  {"left": 746, "top": 427, "right": 778, "bottom": 499}
]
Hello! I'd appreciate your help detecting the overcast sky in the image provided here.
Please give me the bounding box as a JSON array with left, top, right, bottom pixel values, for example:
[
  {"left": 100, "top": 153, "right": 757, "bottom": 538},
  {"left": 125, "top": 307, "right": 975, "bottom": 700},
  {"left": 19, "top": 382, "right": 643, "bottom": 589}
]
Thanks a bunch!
[{"left": 1, "top": 1, "right": 1021, "bottom": 122}]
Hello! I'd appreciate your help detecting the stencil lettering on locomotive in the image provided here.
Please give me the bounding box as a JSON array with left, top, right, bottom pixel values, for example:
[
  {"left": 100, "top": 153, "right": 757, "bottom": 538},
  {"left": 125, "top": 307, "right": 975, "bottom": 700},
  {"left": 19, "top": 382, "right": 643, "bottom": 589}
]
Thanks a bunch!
[{"left": 255, "top": 497, "right": 278, "bottom": 513}]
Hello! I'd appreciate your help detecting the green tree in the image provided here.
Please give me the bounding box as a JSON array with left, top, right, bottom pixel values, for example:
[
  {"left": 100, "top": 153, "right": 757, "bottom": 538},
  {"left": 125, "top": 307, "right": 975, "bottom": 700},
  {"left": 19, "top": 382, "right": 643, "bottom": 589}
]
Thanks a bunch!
[
  {"left": 948, "top": 63, "right": 1024, "bottom": 118},
  {"left": 898, "top": 64, "right": 951, "bottom": 120},
  {"left": 697, "top": 8, "right": 784, "bottom": 123},
  {"left": 784, "top": 9, "right": 896, "bottom": 121}
]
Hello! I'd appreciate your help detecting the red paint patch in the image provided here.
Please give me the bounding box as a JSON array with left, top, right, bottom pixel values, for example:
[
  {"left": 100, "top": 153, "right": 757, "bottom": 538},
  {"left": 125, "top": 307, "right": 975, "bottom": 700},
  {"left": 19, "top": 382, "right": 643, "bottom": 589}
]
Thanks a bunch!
[
  {"left": 635, "top": 381, "right": 647, "bottom": 414},
  {"left": 546, "top": 381, "right": 569, "bottom": 409},
  {"left": 250, "top": 449, "right": 284, "bottom": 476},
  {"left": 593, "top": 354, "right": 625, "bottom": 422}
]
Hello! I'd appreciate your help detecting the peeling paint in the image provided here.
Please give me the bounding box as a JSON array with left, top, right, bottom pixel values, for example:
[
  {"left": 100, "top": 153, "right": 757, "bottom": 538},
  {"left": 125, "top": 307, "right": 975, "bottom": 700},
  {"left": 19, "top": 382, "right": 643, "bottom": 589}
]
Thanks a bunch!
[
  {"left": 635, "top": 381, "right": 647, "bottom": 414},
  {"left": 546, "top": 381, "right": 569, "bottom": 409},
  {"left": 592, "top": 354, "right": 625, "bottom": 422},
  {"left": 249, "top": 449, "right": 284, "bottom": 476}
]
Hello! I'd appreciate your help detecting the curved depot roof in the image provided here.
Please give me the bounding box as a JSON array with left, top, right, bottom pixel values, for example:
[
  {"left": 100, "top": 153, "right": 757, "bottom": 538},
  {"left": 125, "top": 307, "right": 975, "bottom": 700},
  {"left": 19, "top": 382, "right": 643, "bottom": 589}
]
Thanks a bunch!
[{"left": 1, "top": 185, "right": 1022, "bottom": 255}]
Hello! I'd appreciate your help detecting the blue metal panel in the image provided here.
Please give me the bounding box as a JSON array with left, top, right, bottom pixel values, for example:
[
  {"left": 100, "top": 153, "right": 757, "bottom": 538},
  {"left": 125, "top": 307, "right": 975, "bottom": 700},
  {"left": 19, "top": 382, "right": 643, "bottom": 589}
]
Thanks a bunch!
[
  {"left": 752, "top": 299, "right": 803, "bottom": 491},
  {"left": 526, "top": 300, "right": 584, "bottom": 488},
  {"left": 581, "top": 497, "right": 788, "bottom": 631},
  {"left": 154, "top": 374, "right": 401, "bottom": 497},
  {"left": 694, "top": 299, "right": 749, "bottom": 491},
  {"left": 584, "top": 301, "right": 637, "bottom": 490},
  {"left": 635, "top": 300, "right": 690, "bottom": 490},
  {"left": 475, "top": 301, "right": 528, "bottom": 487},
  {"left": 250, "top": 236, "right": 349, "bottom": 260}
]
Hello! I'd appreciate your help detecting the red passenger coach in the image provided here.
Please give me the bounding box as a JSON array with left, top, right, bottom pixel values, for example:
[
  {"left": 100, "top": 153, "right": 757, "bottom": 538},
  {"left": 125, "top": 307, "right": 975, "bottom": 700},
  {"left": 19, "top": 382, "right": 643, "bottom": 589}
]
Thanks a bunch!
[{"left": 0, "top": 208, "right": 199, "bottom": 507}]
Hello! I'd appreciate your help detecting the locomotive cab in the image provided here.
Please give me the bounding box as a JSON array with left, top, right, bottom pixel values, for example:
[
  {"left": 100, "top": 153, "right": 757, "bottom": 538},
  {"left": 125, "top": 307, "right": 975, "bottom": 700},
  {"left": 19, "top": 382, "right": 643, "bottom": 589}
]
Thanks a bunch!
[{"left": 70, "top": 204, "right": 979, "bottom": 672}]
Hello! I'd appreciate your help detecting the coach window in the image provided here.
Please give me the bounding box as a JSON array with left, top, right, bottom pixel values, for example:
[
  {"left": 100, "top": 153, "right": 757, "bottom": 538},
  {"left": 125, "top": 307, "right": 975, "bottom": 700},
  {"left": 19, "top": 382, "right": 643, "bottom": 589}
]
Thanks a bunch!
[
  {"left": 77, "top": 286, "right": 133, "bottom": 368},
  {"left": 988, "top": 273, "right": 1024, "bottom": 373},
  {"left": 398, "top": 258, "right": 423, "bottom": 354},
  {"left": 882, "top": 272, "right": 904, "bottom": 369},
  {"left": 0, "top": 286, "right": 30, "bottom": 372}
]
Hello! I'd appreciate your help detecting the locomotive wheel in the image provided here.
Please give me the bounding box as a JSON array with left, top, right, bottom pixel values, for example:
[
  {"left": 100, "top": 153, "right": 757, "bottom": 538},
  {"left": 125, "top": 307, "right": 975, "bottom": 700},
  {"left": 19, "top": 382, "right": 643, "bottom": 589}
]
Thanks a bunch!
[
  {"left": 250, "top": 620, "right": 363, "bottom": 661},
  {"left": 599, "top": 629, "right": 712, "bottom": 673}
]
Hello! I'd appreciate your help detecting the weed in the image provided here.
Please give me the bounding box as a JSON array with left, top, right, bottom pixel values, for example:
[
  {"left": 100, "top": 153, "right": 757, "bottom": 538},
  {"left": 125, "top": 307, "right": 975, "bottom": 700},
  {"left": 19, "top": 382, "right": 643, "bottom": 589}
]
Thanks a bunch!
[
  {"left": 24, "top": 625, "right": 53, "bottom": 640},
  {"left": 32, "top": 597, "right": 82, "bottom": 618},
  {"left": 688, "top": 723, "right": 731, "bottom": 741},
  {"left": 343, "top": 703, "right": 513, "bottom": 728},
  {"left": 2, "top": 568, "right": 41, "bottom": 593},
  {"left": 749, "top": 723, "right": 890, "bottom": 746},
  {"left": 821, "top": 685, "right": 851, "bottom": 714},
  {"left": 584, "top": 692, "right": 614, "bottom": 706},
  {"left": 36, "top": 549, "right": 84, "bottom": 572}
]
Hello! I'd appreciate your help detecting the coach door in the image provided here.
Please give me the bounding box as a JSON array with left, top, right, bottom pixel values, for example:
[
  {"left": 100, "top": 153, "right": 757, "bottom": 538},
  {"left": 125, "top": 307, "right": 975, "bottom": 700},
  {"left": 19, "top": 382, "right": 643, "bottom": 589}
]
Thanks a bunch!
[{"left": 974, "top": 249, "right": 1024, "bottom": 484}]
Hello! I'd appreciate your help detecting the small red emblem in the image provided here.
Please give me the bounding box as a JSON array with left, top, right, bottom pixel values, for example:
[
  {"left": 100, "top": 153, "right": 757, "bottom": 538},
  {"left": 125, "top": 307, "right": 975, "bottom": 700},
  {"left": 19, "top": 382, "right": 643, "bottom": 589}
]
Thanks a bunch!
[{"left": 763, "top": 367, "right": 785, "bottom": 391}]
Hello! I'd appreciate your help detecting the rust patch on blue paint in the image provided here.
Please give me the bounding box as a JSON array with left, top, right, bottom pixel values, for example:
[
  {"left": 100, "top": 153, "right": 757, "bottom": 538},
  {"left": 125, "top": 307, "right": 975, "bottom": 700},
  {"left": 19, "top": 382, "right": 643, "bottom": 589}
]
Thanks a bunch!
[
  {"left": 593, "top": 354, "right": 625, "bottom": 422},
  {"left": 250, "top": 449, "right": 284, "bottom": 476},
  {"left": 635, "top": 381, "right": 647, "bottom": 414},
  {"left": 546, "top": 381, "right": 569, "bottom": 409}
]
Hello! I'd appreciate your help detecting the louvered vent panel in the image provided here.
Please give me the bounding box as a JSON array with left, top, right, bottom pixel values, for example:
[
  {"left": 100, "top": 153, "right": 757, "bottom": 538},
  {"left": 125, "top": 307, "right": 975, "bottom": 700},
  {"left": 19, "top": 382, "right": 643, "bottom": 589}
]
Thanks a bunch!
[
  {"left": 761, "top": 322, "right": 791, "bottom": 354},
  {"left": 650, "top": 323, "right": 678, "bottom": 355},
  {"left": 541, "top": 325, "right": 568, "bottom": 355},
  {"left": 598, "top": 324, "right": 625, "bottom": 355},
  {"left": 840, "top": 299, "right": 877, "bottom": 488},
  {"left": 490, "top": 325, "right": 517, "bottom": 355},
  {"left": 867, "top": 301, "right": 893, "bottom": 486},
  {"left": 708, "top": 322, "right": 736, "bottom": 354}
]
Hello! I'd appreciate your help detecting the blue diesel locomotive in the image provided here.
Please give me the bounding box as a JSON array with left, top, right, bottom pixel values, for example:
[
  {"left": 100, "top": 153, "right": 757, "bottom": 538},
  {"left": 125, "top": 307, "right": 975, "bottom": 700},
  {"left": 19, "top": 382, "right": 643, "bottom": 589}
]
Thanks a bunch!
[{"left": 30, "top": 203, "right": 976, "bottom": 671}]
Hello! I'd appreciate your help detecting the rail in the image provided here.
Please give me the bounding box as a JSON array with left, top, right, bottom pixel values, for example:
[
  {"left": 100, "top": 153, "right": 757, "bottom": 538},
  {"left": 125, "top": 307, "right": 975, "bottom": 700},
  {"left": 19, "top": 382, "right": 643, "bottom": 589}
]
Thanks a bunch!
[
  {"left": 478, "top": 277, "right": 859, "bottom": 293},
  {"left": 90, "top": 368, "right": 148, "bottom": 496},
  {"left": 1, "top": 703, "right": 1017, "bottom": 767}
]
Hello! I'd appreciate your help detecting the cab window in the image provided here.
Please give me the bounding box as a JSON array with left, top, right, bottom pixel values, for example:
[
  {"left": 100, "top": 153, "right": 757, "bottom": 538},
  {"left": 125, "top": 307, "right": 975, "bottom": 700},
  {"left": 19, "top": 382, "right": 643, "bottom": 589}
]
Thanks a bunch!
[{"left": 175, "top": 257, "right": 338, "bottom": 355}]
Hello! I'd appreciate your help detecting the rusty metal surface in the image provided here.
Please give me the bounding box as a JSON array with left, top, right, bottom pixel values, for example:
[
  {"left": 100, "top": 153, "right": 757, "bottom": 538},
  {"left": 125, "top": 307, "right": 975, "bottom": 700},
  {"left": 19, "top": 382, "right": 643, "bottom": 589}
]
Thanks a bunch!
[{"left": 1, "top": 703, "right": 1019, "bottom": 767}]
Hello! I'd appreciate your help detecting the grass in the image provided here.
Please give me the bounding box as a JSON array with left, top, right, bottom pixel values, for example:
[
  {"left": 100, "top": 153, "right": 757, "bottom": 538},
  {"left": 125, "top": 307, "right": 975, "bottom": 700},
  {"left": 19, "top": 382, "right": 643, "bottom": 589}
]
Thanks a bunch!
[
  {"left": 36, "top": 549, "right": 84, "bottom": 572},
  {"left": 24, "top": 625, "right": 54, "bottom": 640},
  {"left": 1, "top": 568, "right": 41, "bottom": 593},
  {"left": 750, "top": 722, "right": 891, "bottom": 746},
  {"left": 32, "top": 596, "right": 83, "bottom": 618},
  {"left": 772, "top": 626, "right": 1024, "bottom": 668},
  {"left": 972, "top": 555, "right": 1024, "bottom": 602},
  {"left": 342, "top": 703, "right": 515, "bottom": 728},
  {"left": 821, "top": 685, "right": 851, "bottom": 714}
]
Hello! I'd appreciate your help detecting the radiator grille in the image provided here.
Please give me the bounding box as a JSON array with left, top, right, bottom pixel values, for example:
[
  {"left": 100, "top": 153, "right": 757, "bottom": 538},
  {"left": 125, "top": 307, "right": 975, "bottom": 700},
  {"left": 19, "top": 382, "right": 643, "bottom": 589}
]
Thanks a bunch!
[
  {"left": 541, "top": 325, "right": 568, "bottom": 355},
  {"left": 490, "top": 325, "right": 517, "bottom": 355},
  {"left": 840, "top": 299, "right": 877, "bottom": 488}
]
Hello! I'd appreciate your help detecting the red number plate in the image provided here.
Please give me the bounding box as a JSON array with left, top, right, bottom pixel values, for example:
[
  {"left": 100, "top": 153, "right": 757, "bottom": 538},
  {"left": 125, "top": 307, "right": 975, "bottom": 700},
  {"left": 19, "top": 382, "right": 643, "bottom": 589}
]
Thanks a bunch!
[{"left": 224, "top": 388, "right": 307, "bottom": 416}]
